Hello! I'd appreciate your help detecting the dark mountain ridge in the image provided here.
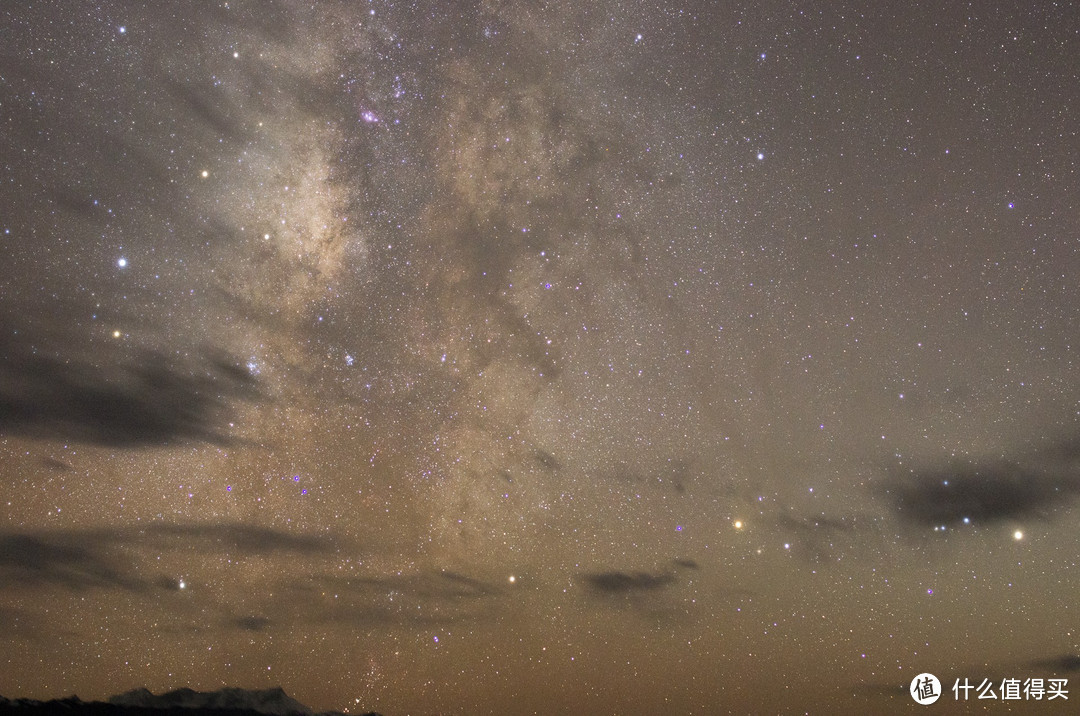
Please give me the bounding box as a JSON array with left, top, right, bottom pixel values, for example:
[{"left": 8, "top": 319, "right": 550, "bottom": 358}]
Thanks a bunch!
[{"left": 0, "top": 687, "right": 380, "bottom": 716}]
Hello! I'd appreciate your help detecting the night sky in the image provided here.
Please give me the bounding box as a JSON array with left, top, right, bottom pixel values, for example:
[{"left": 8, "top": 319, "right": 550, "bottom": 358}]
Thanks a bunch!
[{"left": 1, "top": 1, "right": 1078, "bottom": 713}]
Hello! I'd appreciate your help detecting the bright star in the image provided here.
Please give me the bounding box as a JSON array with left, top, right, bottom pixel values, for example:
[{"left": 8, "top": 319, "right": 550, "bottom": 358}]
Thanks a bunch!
[
  {"left": 1013, "top": 530, "right": 1023, "bottom": 540},
  {"left": 117, "top": 257, "right": 127, "bottom": 268},
  {"left": 757, "top": 152, "right": 765, "bottom": 161}
]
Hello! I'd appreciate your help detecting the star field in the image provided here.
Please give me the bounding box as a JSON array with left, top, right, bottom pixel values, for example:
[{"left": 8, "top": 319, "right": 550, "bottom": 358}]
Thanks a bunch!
[{"left": 1, "top": 1, "right": 1078, "bottom": 713}]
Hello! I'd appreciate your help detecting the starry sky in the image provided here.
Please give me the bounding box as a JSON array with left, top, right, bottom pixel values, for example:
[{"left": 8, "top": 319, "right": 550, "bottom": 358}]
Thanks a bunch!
[{"left": 1, "top": 1, "right": 1078, "bottom": 713}]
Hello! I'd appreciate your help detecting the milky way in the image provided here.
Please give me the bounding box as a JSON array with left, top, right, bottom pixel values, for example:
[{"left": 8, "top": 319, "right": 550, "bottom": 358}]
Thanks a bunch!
[{"left": 2, "top": 2, "right": 1079, "bottom": 713}]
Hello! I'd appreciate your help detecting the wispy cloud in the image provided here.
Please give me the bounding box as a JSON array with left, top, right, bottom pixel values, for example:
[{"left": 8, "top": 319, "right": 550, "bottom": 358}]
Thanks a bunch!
[
  {"left": 0, "top": 338, "right": 257, "bottom": 448},
  {"left": 0, "top": 524, "right": 335, "bottom": 593},
  {"left": 881, "top": 438, "right": 1080, "bottom": 527},
  {"left": 582, "top": 570, "right": 676, "bottom": 594}
]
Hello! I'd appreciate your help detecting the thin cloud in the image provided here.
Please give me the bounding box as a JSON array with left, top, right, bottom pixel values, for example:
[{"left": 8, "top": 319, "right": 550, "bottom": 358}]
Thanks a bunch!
[
  {"left": 582, "top": 570, "right": 675, "bottom": 594},
  {"left": 233, "top": 616, "right": 273, "bottom": 632},
  {"left": 0, "top": 533, "right": 141, "bottom": 592},
  {"left": 1028, "top": 654, "right": 1080, "bottom": 673},
  {"left": 0, "top": 524, "right": 336, "bottom": 593},
  {"left": 882, "top": 438, "right": 1080, "bottom": 528},
  {"left": 269, "top": 570, "right": 504, "bottom": 628},
  {"left": 0, "top": 338, "right": 257, "bottom": 448}
]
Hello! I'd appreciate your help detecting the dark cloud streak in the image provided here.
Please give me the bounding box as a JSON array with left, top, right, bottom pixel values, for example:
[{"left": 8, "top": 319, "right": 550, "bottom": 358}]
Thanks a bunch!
[
  {"left": 232, "top": 616, "right": 272, "bottom": 632},
  {"left": 583, "top": 570, "right": 676, "bottom": 594},
  {"left": 0, "top": 337, "right": 257, "bottom": 448},
  {"left": 0, "top": 524, "right": 335, "bottom": 593},
  {"left": 882, "top": 439, "right": 1080, "bottom": 528},
  {"left": 1029, "top": 654, "right": 1080, "bottom": 673}
]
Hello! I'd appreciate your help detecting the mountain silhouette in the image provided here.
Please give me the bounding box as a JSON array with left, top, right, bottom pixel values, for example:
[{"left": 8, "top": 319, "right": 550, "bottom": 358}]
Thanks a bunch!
[{"left": 0, "top": 687, "right": 380, "bottom": 716}]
